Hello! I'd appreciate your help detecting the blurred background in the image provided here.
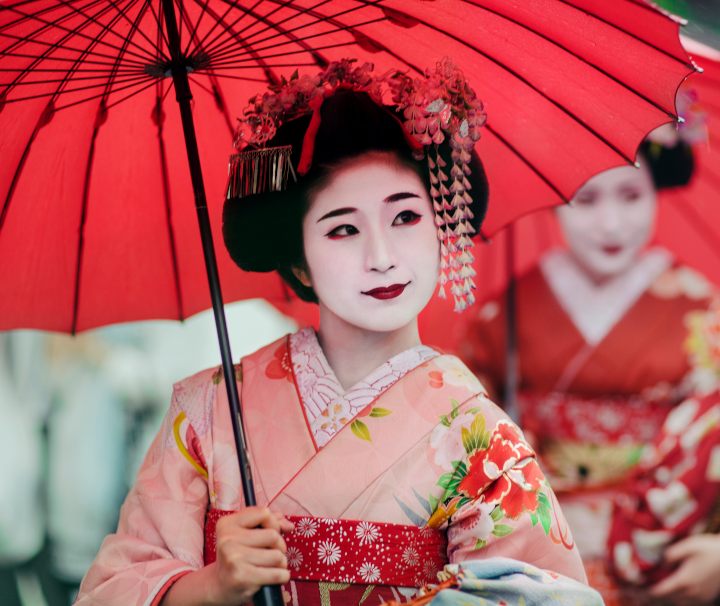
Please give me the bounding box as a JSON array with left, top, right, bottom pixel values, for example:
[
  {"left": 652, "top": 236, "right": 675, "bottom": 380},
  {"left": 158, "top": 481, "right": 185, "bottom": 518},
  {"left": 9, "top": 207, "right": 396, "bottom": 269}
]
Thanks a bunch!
[{"left": 0, "top": 301, "right": 296, "bottom": 606}]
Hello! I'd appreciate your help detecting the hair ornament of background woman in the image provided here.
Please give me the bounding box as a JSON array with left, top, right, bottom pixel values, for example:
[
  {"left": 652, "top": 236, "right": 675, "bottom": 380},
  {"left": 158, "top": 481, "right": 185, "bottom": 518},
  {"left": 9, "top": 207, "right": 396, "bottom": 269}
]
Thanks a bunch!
[
  {"left": 641, "top": 88, "right": 707, "bottom": 190},
  {"left": 226, "top": 58, "right": 487, "bottom": 312}
]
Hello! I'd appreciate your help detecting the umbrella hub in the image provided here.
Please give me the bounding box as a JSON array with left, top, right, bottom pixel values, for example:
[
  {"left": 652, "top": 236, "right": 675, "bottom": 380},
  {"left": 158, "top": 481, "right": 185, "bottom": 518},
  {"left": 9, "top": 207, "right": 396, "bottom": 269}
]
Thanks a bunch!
[{"left": 143, "top": 52, "right": 211, "bottom": 79}]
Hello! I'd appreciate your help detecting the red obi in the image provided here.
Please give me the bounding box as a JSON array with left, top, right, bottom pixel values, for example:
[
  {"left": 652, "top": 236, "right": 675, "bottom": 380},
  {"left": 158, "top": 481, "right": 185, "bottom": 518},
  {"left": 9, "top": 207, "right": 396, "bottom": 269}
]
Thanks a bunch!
[{"left": 205, "top": 509, "right": 448, "bottom": 588}]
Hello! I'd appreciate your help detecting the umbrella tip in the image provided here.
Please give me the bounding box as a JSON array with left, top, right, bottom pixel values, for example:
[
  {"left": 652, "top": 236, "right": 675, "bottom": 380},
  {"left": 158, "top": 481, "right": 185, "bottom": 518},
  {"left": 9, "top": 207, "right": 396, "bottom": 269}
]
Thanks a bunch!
[
  {"left": 677, "top": 115, "right": 686, "bottom": 124},
  {"left": 633, "top": 161, "right": 641, "bottom": 169}
]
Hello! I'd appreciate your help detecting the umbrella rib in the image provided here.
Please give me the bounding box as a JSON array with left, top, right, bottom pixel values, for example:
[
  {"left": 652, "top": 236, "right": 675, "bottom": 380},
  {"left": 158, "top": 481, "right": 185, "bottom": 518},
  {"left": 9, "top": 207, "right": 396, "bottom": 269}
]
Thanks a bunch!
[
  {"left": 191, "top": 70, "right": 288, "bottom": 82},
  {"left": 0, "top": 0, "right": 134, "bottom": 98},
  {"left": 3, "top": 72, "right": 156, "bottom": 105},
  {"left": 1, "top": 0, "right": 140, "bottom": 245},
  {"left": 196, "top": 0, "right": 290, "bottom": 59},
  {"left": 104, "top": 0, "right": 168, "bottom": 63},
  {"left": 181, "top": 0, "right": 210, "bottom": 58},
  {"left": 486, "top": 123, "right": 569, "bottom": 203},
  {"left": 71, "top": 0, "right": 158, "bottom": 333},
  {"left": 200, "top": 0, "right": 320, "bottom": 62},
  {"left": 462, "top": 0, "right": 684, "bottom": 119},
  {"left": 558, "top": 0, "right": 694, "bottom": 69},
  {"left": 204, "top": 42, "right": 361, "bottom": 70},
  {"left": 206, "top": 0, "right": 379, "bottom": 64},
  {"left": 183, "top": 0, "right": 327, "bottom": 87},
  {"left": 184, "top": 0, "right": 254, "bottom": 59},
  {"left": 178, "top": 0, "right": 203, "bottom": 56},
  {"left": 146, "top": 0, "right": 171, "bottom": 55},
  {"left": 0, "top": 29, "right": 149, "bottom": 70},
  {"left": 202, "top": 0, "right": 335, "bottom": 59},
  {"left": 1, "top": 3, "right": 156, "bottom": 66},
  {"left": 3, "top": 73, "right": 151, "bottom": 89},
  {"left": 0, "top": 61, "right": 149, "bottom": 73},
  {"left": 205, "top": 16, "right": 388, "bottom": 68},
  {"left": 0, "top": 0, "right": 102, "bottom": 32},
  {"left": 351, "top": 1, "right": 644, "bottom": 165},
  {"left": 54, "top": 0, "right": 162, "bottom": 66}
]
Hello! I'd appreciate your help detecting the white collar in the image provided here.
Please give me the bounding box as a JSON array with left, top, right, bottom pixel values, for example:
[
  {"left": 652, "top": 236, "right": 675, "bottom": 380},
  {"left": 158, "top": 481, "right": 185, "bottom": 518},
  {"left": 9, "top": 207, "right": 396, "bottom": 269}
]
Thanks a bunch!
[{"left": 540, "top": 248, "right": 673, "bottom": 346}]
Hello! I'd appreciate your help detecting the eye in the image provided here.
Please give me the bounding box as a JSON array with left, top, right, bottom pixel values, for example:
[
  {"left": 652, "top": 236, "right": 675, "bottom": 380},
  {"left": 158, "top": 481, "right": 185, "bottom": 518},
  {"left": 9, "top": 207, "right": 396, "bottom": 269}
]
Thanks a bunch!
[
  {"left": 620, "top": 188, "right": 642, "bottom": 203},
  {"left": 392, "top": 210, "right": 422, "bottom": 226},
  {"left": 573, "top": 191, "right": 597, "bottom": 206},
  {"left": 326, "top": 224, "right": 359, "bottom": 239}
]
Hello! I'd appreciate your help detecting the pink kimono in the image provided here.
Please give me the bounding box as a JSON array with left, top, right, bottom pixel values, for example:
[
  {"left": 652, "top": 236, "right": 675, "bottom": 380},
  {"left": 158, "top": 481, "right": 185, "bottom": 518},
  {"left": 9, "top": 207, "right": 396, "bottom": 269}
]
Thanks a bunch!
[{"left": 76, "top": 328, "right": 585, "bottom": 605}]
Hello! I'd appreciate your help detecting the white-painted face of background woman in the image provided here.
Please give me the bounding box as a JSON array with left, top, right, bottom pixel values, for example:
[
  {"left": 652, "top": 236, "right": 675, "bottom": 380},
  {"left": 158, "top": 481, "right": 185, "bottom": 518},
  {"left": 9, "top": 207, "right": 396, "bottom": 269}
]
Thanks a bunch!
[
  {"left": 299, "top": 152, "right": 440, "bottom": 333},
  {"left": 556, "top": 161, "right": 658, "bottom": 283}
]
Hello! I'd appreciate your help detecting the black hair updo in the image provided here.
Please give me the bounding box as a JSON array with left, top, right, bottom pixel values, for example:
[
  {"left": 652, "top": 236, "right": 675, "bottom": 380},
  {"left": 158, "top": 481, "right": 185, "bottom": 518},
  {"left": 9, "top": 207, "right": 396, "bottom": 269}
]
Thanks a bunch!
[
  {"left": 223, "top": 89, "right": 489, "bottom": 303},
  {"left": 638, "top": 138, "right": 695, "bottom": 190}
]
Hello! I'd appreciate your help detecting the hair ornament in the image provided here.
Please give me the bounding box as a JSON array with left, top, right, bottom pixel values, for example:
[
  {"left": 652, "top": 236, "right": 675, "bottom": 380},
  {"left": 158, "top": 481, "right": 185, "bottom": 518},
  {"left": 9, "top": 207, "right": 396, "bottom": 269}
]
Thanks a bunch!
[
  {"left": 645, "top": 88, "right": 708, "bottom": 153},
  {"left": 227, "top": 58, "right": 487, "bottom": 312}
]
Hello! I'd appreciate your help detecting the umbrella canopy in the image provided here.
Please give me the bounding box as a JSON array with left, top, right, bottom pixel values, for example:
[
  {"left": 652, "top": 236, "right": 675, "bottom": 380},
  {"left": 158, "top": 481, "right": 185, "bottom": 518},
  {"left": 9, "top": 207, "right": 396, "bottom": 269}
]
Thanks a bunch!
[
  {"left": 0, "top": 0, "right": 694, "bottom": 333},
  {"left": 417, "top": 38, "right": 720, "bottom": 350}
]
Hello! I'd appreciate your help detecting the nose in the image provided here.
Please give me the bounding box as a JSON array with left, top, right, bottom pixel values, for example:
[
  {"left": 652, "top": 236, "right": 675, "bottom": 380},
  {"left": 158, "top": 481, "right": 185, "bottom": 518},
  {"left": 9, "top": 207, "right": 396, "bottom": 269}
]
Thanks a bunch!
[
  {"left": 364, "top": 227, "right": 396, "bottom": 273},
  {"left": 597, "top": 200, "right": 622, "bottom": 235}
]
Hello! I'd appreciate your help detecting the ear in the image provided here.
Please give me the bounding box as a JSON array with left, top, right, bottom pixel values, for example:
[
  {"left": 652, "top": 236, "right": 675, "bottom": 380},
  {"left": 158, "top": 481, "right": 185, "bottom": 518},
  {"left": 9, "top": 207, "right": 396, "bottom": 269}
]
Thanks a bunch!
[{"left": 291, "top": 266, "right": 312, "bottom": 288}]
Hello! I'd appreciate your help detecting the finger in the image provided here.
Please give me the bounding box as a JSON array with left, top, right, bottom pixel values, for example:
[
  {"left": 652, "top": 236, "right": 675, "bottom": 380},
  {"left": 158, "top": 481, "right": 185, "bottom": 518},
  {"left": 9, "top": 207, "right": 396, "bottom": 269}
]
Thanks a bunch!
[
  {"left": 239, "top": 546, "right": 288, "bottom": 569},
  {"left": 247, "top": 565, "right": 292, "bottom": 586},
  {"left": 219, "top": 507, "right": 276, "bottom": 531},
  {"left": 278, "top": 517, "right": 295, "bottom": 533},
  {"left": 663, "top": 536, "right": 701, "bottom": 563},
  {"left": 650, "top": 572, "right": 688, "bottom": 597},
  {"left": 218, "top": 528, "right": 287, "bottom": 551}
]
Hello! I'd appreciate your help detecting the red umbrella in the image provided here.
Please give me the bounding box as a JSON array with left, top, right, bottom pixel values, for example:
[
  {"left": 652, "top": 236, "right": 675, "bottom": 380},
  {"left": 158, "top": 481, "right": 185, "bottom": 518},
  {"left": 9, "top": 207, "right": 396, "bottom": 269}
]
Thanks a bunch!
[
  {"left": 0, "top": 0, "right": 694, "bottom": 332},
  {"left": 0, "top": 4, "right": 696, "bottom": 601}
]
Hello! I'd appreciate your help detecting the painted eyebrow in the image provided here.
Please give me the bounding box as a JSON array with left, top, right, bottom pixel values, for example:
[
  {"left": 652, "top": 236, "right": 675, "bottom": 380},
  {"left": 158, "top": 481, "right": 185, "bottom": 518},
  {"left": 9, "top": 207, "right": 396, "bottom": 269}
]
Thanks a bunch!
[
  {"left": 317, "top": 207, "right": 357, "bottom": 223},
  {"left": 384, "top": 192, "right": 421, "bottom": 203},
  {"left": 316, "top": 192, "right": 421, "bottom": 223}
]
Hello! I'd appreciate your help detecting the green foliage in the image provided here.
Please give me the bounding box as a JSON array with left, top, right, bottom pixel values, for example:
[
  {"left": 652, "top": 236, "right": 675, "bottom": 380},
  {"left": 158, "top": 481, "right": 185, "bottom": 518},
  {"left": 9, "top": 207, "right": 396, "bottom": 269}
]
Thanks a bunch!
[
  {"left": 492, "top": 524, "right": 513, "bottom": 537},
  {"left": 369, "top": 407, "right": 392, "bottom": 417},
  {"left": 351, "top": 420, "right": 371, "bottom": 442},
  {"left": 437, "top": 461, "right": 467, "bottom": 496},
  {"left": 490, "top": 505, "right": 503, "bottom": 522},
  {"left": 461, "top": 413, "right": 490, "bottom": 454},
  {"left": 536, "top": 490, "right": 553, "bottom": 535}
]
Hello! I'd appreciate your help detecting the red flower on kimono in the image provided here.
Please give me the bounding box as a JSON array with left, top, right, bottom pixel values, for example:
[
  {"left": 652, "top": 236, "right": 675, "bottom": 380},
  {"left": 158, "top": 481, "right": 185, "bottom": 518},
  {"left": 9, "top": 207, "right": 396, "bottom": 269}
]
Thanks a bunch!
[
  {"left": 458, "top": 420, "right": 545, "bottom": 519},
  {"left": 265, "top": 343, "right": 293, "bottom": 381}
]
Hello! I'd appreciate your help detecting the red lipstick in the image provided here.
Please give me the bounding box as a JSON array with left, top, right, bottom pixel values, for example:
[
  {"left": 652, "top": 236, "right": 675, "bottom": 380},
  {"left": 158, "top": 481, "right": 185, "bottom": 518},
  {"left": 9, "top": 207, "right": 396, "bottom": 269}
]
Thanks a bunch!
[
  {"left": 602, "top": 245, "right": 622, "bottom": 255},
  {"left": 362, "top": 283, "right": 409, "bottom": 300}
]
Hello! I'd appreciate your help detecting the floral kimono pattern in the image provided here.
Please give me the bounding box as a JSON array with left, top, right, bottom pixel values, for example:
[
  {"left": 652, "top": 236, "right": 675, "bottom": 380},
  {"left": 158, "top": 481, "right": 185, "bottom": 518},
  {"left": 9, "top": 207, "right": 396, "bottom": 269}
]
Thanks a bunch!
[
  {"left": 608, "top": 390, "right": 720, "bottom": 586},
  {"left": 458, "top": 247, "right": 718, "bottom": 604},
  {"left": 76, "top": 329, "right": 587, "bottom": 606}
]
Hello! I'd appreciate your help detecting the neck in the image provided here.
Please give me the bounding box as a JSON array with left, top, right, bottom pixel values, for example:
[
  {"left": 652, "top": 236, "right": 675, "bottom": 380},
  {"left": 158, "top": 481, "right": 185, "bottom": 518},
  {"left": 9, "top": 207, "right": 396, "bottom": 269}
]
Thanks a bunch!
[{"left": 316, "top": 306, "right": 422, "bottom": 391}]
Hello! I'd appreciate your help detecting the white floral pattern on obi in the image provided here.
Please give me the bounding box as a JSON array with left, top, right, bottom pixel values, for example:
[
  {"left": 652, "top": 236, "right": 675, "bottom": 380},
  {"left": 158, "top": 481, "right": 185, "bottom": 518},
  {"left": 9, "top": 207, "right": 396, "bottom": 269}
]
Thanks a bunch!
[{"left": 289, "top": 327, "right": 439, "bottom": 447}]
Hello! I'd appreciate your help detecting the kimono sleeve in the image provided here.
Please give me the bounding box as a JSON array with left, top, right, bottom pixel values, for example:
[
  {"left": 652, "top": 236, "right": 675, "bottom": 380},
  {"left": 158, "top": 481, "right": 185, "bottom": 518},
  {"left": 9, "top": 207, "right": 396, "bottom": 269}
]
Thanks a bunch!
[
  {"left": 607, "top": 391, "right": 720, "bottom": 586},
  {"left": 431, "top": 395, "right": 587, "bottom": 584},
  {"left": 75, "top": 371, "right": 217, "bottom": 606}
]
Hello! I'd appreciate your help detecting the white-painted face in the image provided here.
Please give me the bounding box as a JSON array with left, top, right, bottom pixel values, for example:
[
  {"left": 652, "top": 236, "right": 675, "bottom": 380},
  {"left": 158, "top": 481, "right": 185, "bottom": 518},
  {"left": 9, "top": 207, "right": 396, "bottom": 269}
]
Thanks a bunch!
[
  {"left": 301, "top": 152, "right": 440, "bottom": 333},
  {"left": 557, "top": 162, "right": 657, "bottom": 282}
]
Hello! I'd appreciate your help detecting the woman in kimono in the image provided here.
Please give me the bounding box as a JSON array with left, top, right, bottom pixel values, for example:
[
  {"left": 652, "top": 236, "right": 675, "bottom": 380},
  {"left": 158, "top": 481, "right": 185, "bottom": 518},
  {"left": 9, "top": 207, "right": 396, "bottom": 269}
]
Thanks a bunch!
[
  {"left": 457, "top": 123, "right": 720, "bottom": 604},
  {"left": 75, "top": 60, "right": 601, "bottom": 606}
]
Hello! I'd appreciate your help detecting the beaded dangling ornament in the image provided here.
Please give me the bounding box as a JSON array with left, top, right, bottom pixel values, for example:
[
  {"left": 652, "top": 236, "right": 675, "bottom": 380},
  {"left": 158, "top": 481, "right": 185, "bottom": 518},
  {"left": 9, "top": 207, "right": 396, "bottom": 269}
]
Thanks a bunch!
[{"left": 227, "top": 58, "right": 487, "bottom": 312}]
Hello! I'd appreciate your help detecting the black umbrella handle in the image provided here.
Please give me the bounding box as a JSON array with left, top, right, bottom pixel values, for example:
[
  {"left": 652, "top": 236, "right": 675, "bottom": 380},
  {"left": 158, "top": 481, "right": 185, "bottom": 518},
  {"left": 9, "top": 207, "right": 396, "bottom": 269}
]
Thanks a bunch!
[{"left": 161, "top": 2, "right": 284, "bottom": 606}]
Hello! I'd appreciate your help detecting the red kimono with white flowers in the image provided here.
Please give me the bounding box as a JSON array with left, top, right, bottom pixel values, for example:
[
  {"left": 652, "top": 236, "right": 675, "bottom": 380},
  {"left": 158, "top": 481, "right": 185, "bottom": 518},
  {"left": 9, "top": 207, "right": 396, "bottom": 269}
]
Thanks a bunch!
[
  {"left": 76, "top": 328, "right": 585, "bottom": 605},
  {"left": 458, "top": 247, "right": 719, "bottom": 604}
]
